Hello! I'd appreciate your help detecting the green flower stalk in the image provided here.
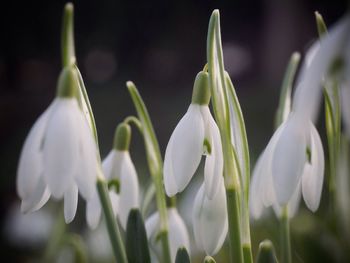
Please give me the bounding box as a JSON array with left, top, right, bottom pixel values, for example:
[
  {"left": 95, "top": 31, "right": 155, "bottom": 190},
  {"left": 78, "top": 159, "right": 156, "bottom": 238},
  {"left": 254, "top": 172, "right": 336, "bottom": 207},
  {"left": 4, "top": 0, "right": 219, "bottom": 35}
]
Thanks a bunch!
[
  {"left": 207, "top": 10, "right": 252, "bottom": 263},
  {"left": 127, "top": 81, "right": 172, "bottom": 263}
]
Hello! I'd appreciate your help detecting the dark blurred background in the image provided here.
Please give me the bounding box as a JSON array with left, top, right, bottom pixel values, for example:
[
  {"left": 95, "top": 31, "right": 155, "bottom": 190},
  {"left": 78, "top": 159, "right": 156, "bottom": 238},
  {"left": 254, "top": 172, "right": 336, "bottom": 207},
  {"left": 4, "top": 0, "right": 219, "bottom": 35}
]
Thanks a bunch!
[{"left": 0, "top": 0, "right": 348, "bottom": 262}]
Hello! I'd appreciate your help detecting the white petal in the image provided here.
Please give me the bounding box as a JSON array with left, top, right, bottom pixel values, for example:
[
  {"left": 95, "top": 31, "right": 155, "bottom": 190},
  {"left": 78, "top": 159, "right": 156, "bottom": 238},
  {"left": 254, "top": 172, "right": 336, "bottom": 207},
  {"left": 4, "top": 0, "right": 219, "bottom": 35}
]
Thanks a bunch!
[
  {"left": 117, "top": 152, "right": 140, "bottom": 229},
  {"left": 193, "top": 179, "right": 228, "bottom": 256},
  {"left": 250, "top": 123, "right": 286, "bottom": 219},
  {"left": 21, "top": 176, "right": 50, "bottom": 213},
  {"left": 271, "top": 114, "right": 308, "bottom": 205},
  {"left": 64, "top": 183, "right": 78, "bottom": 223},
  {"left": 249, "top": 153, "right": 266, "bottom": 219},
  {"left": 202, "top": 107, "right": 223, "bottom": 199},
  {"left": 168, "top": 208, "right": 190, "bottom": 262},
  {"left": 145, "top": 209, "right": 190, "bottom": 263},
  {"left": 17, "top": 103, "right": 53, "bottom": 199},
  {"left": 163, "top": 137, "right": 179, "bottom": 196},
  {"left": 109, "top": 191, "right": 119, "bottom": 218},
  {"left": 86, "top": 190, "right": 102, "bottom": 229},
  {"left": 293, "top": 15, "right": 350, "bottom": 121},
  {"left": 102, "top": 150, "right": 116, "bottom": 179},
  {"left": 302, "top": 123, "right": 325, "bottom": 212},
  {"left": 43, "top": 99, "right": 80, "bottom": 198},
  {"left": 145, "top": 212, "right": 163, "bottom": 260},
  {"left": 75, "top": 109, "right": 98, "bottom": 200},
  {"left": 145, "top": 211, "right": 160, "bottom": 240},
  {"left": 288, "top": 181, "right": 302, "bottom": 218},
  {"left": 163, "top": 104, "right": 205, "bottom": 196}
]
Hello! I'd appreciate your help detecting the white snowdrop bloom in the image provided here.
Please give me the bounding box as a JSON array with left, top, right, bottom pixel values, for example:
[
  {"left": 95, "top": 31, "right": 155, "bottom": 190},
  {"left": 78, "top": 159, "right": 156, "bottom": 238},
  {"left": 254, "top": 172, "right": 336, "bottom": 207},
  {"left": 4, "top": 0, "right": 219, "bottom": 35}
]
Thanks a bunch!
[
  {"left": 86, "top": 123, "right": 139, "bottom": 229},
  {"left": 4, "top": 203, "right": 54, "bottom": 249},
  {"left": 145, "top": 207, "right": 190, "bottom": 263},
  {"left": 293, "top": 14, "right": 350, "bottom": 122},
  {"left": 193, "top": 177, "right": 228, "bottom": 256},
  {"left": 250, "top": 112, "right": 324, "bottom": 219},
  {"left": 17, "top": 67, "right": 98, "bottom": 223},
  {"left": 164, "top": 71, "right": 223, "bottom": 199}
]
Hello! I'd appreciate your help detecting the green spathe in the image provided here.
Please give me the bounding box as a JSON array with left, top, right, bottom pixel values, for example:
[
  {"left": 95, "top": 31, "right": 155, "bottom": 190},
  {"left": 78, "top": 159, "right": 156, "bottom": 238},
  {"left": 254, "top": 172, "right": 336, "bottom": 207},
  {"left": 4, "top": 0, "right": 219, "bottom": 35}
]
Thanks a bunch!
[
  {"left": 114, "top": 123, "right": 132, "bottom": 151},
  {"left": 56, "top": 67, "right": 78, "bottom": 98},
  {"left": 191, "top": 71, "right": 211, "bottom": 105}
]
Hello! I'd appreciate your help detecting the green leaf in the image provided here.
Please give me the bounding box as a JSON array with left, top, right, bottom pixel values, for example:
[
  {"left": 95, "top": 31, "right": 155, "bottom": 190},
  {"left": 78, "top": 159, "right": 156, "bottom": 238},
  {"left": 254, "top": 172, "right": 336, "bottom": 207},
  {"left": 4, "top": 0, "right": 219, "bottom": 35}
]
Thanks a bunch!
[
  {"left": 175, "top": 247, "right": 191, "bottom": 263},
  {"left": 275, "top": 52, "right": 300, "bottom": 128},
  {"left": 315, "top": 11, "right": 328, "bottom": 37},
  {"left": 225, "top": 73, "right": 250, "bottom": 204},
  {"left": 126, "top": 209, "right": 151, "bottom": 263},
  {"left": 256, "top": 240, "right": 278, "bottom": 263}
]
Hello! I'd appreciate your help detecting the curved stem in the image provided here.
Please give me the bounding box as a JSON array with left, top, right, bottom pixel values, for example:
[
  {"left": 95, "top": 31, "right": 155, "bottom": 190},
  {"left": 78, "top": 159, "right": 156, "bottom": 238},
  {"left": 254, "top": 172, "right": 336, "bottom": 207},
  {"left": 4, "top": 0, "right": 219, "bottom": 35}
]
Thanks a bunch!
[
  {"left": 124, "top": 115, "right": 143, "bottom": 133},
  {"left": 127, "top": 82, "right": 172, "bottom": 263},
  {"left": 97, "top": 176, "right": 128, "bottom": 263}
]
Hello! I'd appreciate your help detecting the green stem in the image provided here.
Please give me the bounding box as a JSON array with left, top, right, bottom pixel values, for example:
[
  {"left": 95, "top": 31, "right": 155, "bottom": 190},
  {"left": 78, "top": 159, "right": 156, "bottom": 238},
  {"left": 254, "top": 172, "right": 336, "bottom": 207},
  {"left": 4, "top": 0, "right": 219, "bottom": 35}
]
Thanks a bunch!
[
  {"left": 226, "top": 188, "right": 244, "bottom": 263},
  {"left": 127, "top": 82, "right": 172, "bottom": 263},
  {"left": 207, "top": 10, "right": 244, "bottom": 263},
  {"left": 280, "top": 206, "right": 291, "bottom": 263},
  {"left": 61, "top": 3, "right": 76, "bottom": 67},
  {"left": 243, "top": 243, "right": 253, "bottom": 263},
  {"left": 96, "top": 177, "right": 128, "bottom": 263},
  {"left": 42, "top": 209, "right": 66, "bottom": 262},
  {"left": 124, "top": 115, "right": 143, "bottom": 132}
]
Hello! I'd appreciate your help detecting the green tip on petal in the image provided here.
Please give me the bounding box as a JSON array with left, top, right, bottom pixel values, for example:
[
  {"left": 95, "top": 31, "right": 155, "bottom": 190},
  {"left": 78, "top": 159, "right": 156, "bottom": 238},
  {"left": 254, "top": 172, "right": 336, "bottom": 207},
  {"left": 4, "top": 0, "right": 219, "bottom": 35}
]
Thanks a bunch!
[
  {"left": 191, "top": 71, "right": 211, "bottom": 105},
  {"left": 113, "top": 123, "right": 132, "bottom": 151},
  {"left": 204, "top": 256, "right": 216, "bottom": 263},
  {"left": 56, "top": 67, "right": 78, "bottom": 98},
  {"left": 256, "top": 240, "right": 278, "bottom": 263},
  {"left": 315, "top": 11, "right": 328, "bottom": 37}
]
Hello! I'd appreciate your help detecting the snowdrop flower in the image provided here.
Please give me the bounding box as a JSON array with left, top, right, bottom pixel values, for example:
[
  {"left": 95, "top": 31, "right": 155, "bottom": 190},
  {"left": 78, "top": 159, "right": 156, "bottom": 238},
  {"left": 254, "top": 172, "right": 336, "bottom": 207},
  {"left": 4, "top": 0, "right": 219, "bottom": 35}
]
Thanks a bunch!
[
  {"left": 4, "top": 203, "right": 54, "bottom": 249},
  {"left": 145, "top": 207, "right": 190, "bottom": 262},
  {"left": 250, "top": 112, "right": 324, "bottom": 219},
  {"left": 86, "top": 123, "right": 139, "bottom": 229},
  {"left": 17, "top": 67, "right": 98, "bottom": 223},
  {"left": 164, "top": 71, "right": 223, "bottom": 199},
  {"left": 193, "top": 177, "right": 228, "bottom": 256},
  {"left": 293, "top": 14, "right": 350, "bottom": 122}
]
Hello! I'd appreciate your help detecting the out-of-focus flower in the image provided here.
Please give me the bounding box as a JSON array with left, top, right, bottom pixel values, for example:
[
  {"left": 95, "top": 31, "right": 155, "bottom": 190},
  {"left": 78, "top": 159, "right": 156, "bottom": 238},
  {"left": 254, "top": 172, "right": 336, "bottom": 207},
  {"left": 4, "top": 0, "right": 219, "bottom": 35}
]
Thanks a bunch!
[
  {"left": 193, "top": 177, "right": 228, "bottom": 256},
  {"left": 145, "top": 207, "right": 190, "bottom": 263},
  {"left": 250, "top": 112, "right": 324, "bottom": 219},
  {"left": 293, "top": 14, "right": 350, "bottom": 122},
  {"left": 164, "top": 71, "right": 223, "bottom": 199},
  {"left": 86, "top": 123, "right": 139, "bottom": 229},
  {"left": 17, "top": 67, "right": 98, "bottom": 223},
  {"left": 4, "top": 203, "right": 54, "bottom": 249}
]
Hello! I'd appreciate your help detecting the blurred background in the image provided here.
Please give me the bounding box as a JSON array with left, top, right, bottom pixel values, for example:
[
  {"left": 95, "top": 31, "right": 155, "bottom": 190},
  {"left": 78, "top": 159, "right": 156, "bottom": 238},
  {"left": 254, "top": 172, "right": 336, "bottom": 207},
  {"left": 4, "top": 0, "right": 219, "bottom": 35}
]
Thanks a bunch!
[{"left": 0, "top": 0, "right": 349, "bottom": 262}]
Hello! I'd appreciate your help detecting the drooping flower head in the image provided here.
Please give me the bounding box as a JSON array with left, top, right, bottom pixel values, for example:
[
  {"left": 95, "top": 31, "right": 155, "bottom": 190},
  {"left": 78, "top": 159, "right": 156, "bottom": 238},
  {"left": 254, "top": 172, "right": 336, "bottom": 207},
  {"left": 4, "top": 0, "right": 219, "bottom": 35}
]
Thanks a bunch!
[
  {"left": 86, "top": 123, "right": 139, "bottom": 229},
  {"left": 17, "top": 67, "right": 98, "bottom": 223},
  {"left": 145, "top": 207, "right": 190, "bottom": 263},
  {"left": 164, "top": 71, "right": 223, "bottom": 199},
  {"left": 193, "top": 177, "right": 228, "bottom": 256}
]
